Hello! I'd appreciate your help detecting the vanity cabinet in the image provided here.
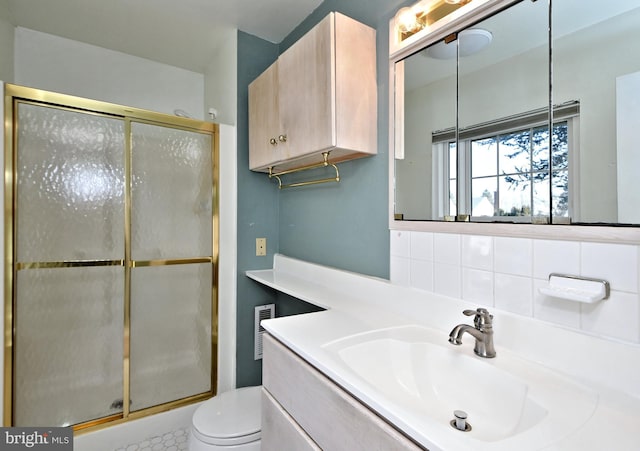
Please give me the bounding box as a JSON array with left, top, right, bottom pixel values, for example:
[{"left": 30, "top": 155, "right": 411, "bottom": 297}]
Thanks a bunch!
[
  {"left": 262, "top": 333, "right": 423, "bottom": 451},
  {"left": 248, "top": 12, "right": 377, "bottom": 172}
]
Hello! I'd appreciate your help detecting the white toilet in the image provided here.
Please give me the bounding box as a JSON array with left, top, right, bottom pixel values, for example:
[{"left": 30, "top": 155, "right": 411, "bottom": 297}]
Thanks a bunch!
[{"left": 189, "top": 385, "right": 262, "bottom": 450}]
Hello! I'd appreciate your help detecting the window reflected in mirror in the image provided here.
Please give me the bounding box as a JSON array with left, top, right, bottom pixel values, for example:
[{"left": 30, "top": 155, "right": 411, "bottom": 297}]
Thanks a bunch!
[{"left": 434, "top": 109, "right": 574, "bottom": 223}]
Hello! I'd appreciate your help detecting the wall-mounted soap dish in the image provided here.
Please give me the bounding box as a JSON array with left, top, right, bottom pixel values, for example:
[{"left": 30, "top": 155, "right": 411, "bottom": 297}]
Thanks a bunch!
[{"left": 539, "top": 273, "right": 610, "bottom": 303}]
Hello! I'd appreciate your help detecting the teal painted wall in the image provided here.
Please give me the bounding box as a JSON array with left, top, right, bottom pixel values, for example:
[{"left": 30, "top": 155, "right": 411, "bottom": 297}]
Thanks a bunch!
[
  {"left": 277, "top": 0, "right": 410, "bottom": 277},
  {"left": 235, "top": 32, "right": 280, "bottom": 387},
  {"left": 236, "top": 0, "right": 412, "bottom": 386}
]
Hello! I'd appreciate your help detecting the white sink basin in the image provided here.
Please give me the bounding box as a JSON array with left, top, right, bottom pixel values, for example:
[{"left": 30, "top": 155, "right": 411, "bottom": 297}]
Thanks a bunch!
[
  {"left": 332, "top": 333, "right": 545, "bottom": 441},
  {"left": 322, "top": 325, "right": 598, "bottom": 449}
]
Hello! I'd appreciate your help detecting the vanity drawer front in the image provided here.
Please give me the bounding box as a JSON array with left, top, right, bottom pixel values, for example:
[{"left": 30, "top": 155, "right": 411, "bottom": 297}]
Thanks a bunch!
[
  {"left": 263, "top": 333, "right": 424, "bottom": 451},
  {"left": 262, "top": 388, "right": 321, "bottom": 451}
]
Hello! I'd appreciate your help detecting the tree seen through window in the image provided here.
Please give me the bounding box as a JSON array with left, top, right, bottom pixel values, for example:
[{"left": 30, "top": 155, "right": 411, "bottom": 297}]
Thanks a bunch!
[{"left": 466, "top": 122, "right": 569, "bottom": 219}]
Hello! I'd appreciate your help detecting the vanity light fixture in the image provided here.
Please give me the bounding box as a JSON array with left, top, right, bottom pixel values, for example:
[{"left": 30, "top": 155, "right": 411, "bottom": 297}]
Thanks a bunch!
[
  {"left": 394, "top": 0, "right": 475, "bottom": 42},
  {"left": 394, "top": 6, "right": 423, "bottom": 38}
]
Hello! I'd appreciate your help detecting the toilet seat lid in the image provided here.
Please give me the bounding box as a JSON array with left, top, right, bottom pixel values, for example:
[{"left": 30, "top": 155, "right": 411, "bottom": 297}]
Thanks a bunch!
[{"left": 192, "top": 386, "right": 261, "bottom": 445}]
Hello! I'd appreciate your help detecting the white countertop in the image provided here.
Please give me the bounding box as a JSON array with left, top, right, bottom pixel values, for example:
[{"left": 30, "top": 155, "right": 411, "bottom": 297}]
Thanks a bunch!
[{"left": 247, "top": 254, "right": 640, "bottom": 451}]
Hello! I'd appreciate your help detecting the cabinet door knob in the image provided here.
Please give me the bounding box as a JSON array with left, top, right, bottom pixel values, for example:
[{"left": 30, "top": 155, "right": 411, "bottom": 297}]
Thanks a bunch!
[
  {"left": 269, "top": 138, "right": 278, "bottom": 146},
  {"left": 278, "top": 134, "right": 287, "bottom": 143}
]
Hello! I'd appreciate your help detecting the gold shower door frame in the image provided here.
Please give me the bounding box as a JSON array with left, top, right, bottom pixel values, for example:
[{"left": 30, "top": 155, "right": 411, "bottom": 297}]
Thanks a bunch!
[{"left": 3, "top": 84, "right": 219, "bottom": 432}]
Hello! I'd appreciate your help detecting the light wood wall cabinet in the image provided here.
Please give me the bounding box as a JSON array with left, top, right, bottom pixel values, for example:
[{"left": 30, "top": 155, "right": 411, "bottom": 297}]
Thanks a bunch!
[
  {"left": 248, "top": 12, "right": 377, "bottom": 172},
  {"left": 262, "top": 333, "right": 424, "bottom": 450}
]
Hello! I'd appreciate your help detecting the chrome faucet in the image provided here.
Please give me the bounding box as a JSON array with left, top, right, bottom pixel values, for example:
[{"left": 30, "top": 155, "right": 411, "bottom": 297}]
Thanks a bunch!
[{"left": 448, "top": 308, "right": 496, "bottom": 358}]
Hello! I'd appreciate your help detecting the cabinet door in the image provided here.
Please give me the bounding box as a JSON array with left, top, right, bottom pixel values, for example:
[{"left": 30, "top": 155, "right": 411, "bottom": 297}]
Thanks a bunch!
[
  {"left": 263, "top": 334, "right": 424, "bottom": 451},
  {"left": 249, "top": 62, "right": 286, "bottom": 170},
  {"left": 262, "top": 389, "right": 321, "bottom": 451},
  {"left": 278, "top": 13, "right": 335, "bottom": 161}
]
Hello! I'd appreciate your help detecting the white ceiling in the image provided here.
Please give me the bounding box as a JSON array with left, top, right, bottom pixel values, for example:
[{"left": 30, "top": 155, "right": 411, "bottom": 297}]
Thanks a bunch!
[{"left": 2, "top": 0, "right": 324, "bottom": 73}]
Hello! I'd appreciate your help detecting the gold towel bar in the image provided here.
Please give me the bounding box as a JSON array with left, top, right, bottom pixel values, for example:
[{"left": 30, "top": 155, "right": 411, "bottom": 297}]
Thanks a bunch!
[{"left": 268, "top": 152, "right": 340, "bottom": 189}]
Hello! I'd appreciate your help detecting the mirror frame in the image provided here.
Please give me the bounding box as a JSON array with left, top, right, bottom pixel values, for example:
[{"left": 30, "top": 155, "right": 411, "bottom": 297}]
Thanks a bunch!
[{"left": 388, "top": 0, "right": 640, "bottom": 244}]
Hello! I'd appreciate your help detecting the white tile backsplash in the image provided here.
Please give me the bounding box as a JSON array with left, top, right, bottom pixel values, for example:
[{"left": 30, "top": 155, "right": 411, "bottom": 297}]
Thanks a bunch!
[
  {"left": 434, "top": 233, "right": 461, "bottom": 265},
  {"left": 462, "top": 267, "right": 494, "bottom": 307},
  {"left": 533, "top": 239, "right": 580, "bottom": 280},
  {"left": 390, "top": 231, "right": 640, "bottom": 344},
  {"left": 410, "top": 259, "right": 434, "bottom": 292},
  {"left": 390, "top": 230, "right": 410, "bottom": 257},
  {"left": 532, "top": 279, "right": 581, "bottom": 328},
  {"left": 581, "top": 242, "right": 638, "bottom": 293},
  {"left": 494, "top": 237, "right": 533, "bottom": 276},
  {"left": 461, "top": 235, "right": 493, "bottom": 271},
  {"left": 581, "top": 290, "right": 640, "bottom": 343},
  {"left": 495, "top": 273, "right": 533, "bottom": 316},
  {"left": 434, "top": 263, "right": 461, "bottom": 298},
  {"left": 410, "top": 231, "right": 434, "bottom": 261},
  {"left": 390, "top": 256, "right": 410, "bottom": 286}
]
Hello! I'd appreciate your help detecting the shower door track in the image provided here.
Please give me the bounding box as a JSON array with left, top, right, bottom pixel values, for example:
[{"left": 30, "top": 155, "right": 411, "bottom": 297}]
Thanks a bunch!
[{"left": 3, "top": 84, "right": 219, "bottom": 433}]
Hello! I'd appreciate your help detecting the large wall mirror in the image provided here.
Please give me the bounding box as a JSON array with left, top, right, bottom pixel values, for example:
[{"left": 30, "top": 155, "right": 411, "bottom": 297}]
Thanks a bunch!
[{"left": 393, "top": 0, "right": 640, "bottom": 229}]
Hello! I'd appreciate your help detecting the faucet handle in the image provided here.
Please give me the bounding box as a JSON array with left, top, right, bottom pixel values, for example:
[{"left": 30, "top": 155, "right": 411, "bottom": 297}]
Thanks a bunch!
[{"left": 463, "top": 308, "right": 493, "bottom": 329}]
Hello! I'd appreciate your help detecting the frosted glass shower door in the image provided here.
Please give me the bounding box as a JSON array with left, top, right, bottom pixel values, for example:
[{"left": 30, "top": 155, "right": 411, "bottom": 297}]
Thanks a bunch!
[
  {"left": 14, "top": 102, "right": 125, "bottom": 426},
  {"left": 129, "top": 122, "right": 213, "bottom": 411},
  {"left": 9, "top": 85, "right": 217, "bottom": 431}
]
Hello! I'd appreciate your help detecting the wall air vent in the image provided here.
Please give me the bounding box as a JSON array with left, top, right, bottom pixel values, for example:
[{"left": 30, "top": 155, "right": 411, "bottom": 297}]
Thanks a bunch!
[{"left": 254, "top": 304, "right": 275, "bottom": 360}]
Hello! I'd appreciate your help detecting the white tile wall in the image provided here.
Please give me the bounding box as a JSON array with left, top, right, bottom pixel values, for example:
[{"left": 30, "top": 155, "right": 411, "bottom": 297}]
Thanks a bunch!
[
  {"left": 434, "top": 233, "right": 460, "bottom": 265},
  {"left": 390, "top": 230, "right": 411, "bottom": 287},
  {"left": 494, "top": 237, "right": 532, "bottom": 277},
  {"left": 462, "top": 268, "right": 494, "bottom": 305},
  {"left": 461, "top": 235, "right": 493, "bottom": 271},
  {"left": 390, "top": 256, "right": 410, "bottom": 286},
  {"left": 533, "top": 239, "right": 580, "bottom": 279},
  {"left": 434, "top": 263, "right": 461, "bottom": 298},
  {"left": 410, "top": 232, "right": 434, "bottom": 261},
  {"left": 532, "top": 279, "right": 581, "bottom": 328},
  {"left": 581, "top": 290, "right": 640, "bottom": 343},
  {"left": 494, "top": 273, "right": 533, "bottom": 316},
  {"left": 581, "top": 243, "right": 638, "bottom": 293},
  {"left": 389, "top": 230, "right": 640, "bottom": 344},
  {"left": 410, "top": 259, "right": 434, "bottom": 292},
  {"left": 390, "top": 230, "right": 410, "bottom": 258}
]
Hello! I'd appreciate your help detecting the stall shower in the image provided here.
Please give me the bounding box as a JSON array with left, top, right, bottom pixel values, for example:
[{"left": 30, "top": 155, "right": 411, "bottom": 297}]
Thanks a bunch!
[{"left": 3, "top": 84, "right": 218, "bottom": 431}]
